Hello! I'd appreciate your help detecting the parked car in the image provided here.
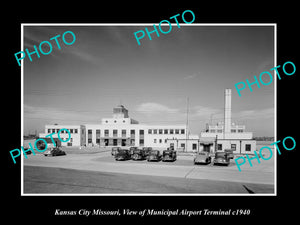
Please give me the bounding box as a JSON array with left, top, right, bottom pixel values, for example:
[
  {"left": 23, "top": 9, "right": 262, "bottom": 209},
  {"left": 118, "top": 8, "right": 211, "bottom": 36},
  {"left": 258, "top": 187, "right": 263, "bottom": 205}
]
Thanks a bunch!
[
  {"left": 111, "top": 147, "right": 121, "bottom": 156},
  {"left": 194, "top": 151, "right": 211, "bottom": 165},
  {"left": 142, "top": 147, "right": 152, "bottom": 157},
  {"left": 44, "top": 147, "right": 66, "bottom": 157},
  {"left": 213, "top": 151, "right": 230, "bottom": 166},
  {"left": 131, "top": 149, "right": 147, "bottom": 160},
  {"left": 224, "top": 149, "right": 234, "bottom": 159},
  {"left": 129, "top": 147, "right": 138, "bottom": 156},
  {"left": 147, "top": 150, "right": 161, "bottom": 162},
  {"left": 115, "top": 149, "right": 131, "bottom": 161},
  {"left": 162, "top": 150, "right": 177, "bottom": 162}
]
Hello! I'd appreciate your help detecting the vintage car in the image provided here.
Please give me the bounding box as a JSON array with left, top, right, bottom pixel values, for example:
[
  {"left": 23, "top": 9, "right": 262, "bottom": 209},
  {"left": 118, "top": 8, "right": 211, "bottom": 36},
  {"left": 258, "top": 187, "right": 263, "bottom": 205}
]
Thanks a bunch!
[
  {"left": 142, "top": 147, "right": 152, "bottom": 157},
  {"left": 115, "top": 149, "right": 131, "bottom": 161},
  {"left": 213, "top": 151, "right": 230, "bottom": 166},
  {"left": 129, "top": 146, "right": 138, "bottom": 156},
  {"left": 111, "top": 147, "right": 121, "bottom": 156},
  {"left": 224, "top": 149, "right": 234, "bottom": 159},
  {"left": 44, "top": 147, "right": 66, "bottom": 157},
  {"left": 147, "top": 150, "right": 161, "bottom": 162},
  {"left": 131, "top": 149, "right": 147, "bottom": 160},
  {"left": 194, "top": 151, "right": 211, "bottom": 165},
  {"left": 162, "top": 150, "right": 177, "bottom": 162}
]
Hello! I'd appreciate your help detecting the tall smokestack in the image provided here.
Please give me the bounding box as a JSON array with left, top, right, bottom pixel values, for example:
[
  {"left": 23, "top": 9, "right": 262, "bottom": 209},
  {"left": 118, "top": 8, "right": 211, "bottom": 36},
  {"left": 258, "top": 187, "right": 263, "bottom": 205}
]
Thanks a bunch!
[{"left": 224, "top": 89, "right": 232, "bottom": 137}]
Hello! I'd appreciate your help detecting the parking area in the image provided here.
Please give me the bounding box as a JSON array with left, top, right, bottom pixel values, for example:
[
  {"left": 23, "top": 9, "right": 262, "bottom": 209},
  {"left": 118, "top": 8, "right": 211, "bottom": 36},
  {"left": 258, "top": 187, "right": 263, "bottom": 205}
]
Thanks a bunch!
[{"left": 23, "top": 149, "right": 275, "bottom": 192}]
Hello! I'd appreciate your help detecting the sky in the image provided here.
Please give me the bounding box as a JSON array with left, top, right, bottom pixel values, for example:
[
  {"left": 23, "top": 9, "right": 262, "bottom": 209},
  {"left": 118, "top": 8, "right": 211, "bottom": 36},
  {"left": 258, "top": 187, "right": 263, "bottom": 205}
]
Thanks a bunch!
[{"left": 23, "top": 24, "right": 275, "bottom": 137}]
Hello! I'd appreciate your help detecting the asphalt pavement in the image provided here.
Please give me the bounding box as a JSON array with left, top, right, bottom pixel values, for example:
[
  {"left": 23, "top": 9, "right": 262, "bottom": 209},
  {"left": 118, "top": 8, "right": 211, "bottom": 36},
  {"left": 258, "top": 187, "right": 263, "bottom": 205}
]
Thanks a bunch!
[{"left": 23, "top": 151, "right": 275, "bottom": 194}]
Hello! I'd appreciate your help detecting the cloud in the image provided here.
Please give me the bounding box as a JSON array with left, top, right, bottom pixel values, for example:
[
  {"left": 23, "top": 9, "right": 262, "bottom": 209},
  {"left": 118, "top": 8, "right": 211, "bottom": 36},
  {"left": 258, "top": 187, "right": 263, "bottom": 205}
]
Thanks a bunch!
[
  {"left": 183, "top": 72, "right": 200, "bottom": 80},
  {"left": 233, "top": 107, "right": 274, "bottom": 120},
  {"left": 191, "top": 105, "right": 221, "bottom": 118},
  {"left": 24, "top": 104, "right": 99, "bottom": 124},
  {"left": 136, "top": 102, "right": 179, "bottom": 114}
]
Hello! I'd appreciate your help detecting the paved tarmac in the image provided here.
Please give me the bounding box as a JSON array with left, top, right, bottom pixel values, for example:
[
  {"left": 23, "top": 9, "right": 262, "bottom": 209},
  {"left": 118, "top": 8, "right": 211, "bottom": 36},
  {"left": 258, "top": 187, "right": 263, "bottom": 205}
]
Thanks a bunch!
[
  {"left": 23, "top": 151, "right": 275, "bottom": 185},
  {"left": 24, "top": 166, "right": 274, "bottom": 194}
]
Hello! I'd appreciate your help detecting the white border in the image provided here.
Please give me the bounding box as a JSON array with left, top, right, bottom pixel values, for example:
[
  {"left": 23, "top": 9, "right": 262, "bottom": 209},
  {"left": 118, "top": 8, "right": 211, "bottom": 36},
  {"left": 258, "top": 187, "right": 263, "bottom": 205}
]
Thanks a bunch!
[{"left": 21, "top": 23, "right": 277, "bottom": 196}]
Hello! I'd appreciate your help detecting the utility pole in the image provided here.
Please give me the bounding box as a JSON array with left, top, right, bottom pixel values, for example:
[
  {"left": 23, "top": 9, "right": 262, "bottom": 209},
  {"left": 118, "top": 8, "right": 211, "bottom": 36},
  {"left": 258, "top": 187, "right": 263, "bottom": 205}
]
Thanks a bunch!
[{"left": 185, "top": 97, "right": 189, "bottom": 152}]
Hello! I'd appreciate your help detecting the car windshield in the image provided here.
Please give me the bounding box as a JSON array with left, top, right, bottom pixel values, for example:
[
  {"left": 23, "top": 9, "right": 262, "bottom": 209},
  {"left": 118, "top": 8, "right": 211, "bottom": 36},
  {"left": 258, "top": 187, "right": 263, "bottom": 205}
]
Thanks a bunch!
[
  {"left": 150, "top": 150, "right": 159, "bottom": 155},
  {"left": 118, "top": 150, "right": 127, "bottom": 154},
  {"left": 215, "top": 152, "right": 226, "bottom": 157}
]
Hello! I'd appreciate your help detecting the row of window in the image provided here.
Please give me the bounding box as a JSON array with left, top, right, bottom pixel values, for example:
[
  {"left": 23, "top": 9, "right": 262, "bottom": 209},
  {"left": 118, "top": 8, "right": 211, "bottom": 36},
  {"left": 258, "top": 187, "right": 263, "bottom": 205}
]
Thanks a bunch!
[
  {"left": 87, "top": 129, "right": 185, "bottom": 137},
  {"left": 210, "top": 129, "right": 244, "bottom": 133},
  {"left": 87, "top": 138, "right": 144, "bottom": 146},
  {"left": 148, "top": 129, "right": 185, "bottom": 135},
  {"left": 217, "top": 143, "right": 251, "bottom": 151},
  {"left": 47, "top": 128, "right": 78, "bottom": 134}
]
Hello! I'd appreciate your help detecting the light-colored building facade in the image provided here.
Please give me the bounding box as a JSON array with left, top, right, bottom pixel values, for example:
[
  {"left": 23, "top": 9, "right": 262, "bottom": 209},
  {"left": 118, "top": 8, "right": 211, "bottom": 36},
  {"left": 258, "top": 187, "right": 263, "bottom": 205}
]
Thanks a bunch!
[
  {"left": 84, "top": 105, "right": 187, "bottom": 150},
  {"left": 39, "top": 124, "right": 86, "bottom": 147},
  {"left": 200, "top": 89, "right": 256, "bottom": 154},
  {"left": 38, "top": 89, "right": 257, "bottom": 154}
]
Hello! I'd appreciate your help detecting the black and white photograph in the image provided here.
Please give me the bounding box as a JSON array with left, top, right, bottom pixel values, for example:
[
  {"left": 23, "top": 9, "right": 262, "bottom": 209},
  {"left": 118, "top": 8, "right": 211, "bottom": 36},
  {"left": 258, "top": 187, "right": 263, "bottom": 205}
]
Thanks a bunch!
[
  {"left": 4, "top": 5, "right": 298, "bottom": 224},
  {"left": 21, "top": 24, "right": 275, "bottom": 195}
]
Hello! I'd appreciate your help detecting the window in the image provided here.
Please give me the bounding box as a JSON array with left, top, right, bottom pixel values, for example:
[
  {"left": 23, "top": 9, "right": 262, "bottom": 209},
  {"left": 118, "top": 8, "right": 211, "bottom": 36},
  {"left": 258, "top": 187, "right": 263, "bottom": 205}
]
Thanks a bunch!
[
  {"left": 175, "top": 129, "right": 179, "bottom": 134},
  {"left": 192, "top": 143, "right": 197, "bottom": 150},
  {"left": 210, "top": 129, "right": 215, "bottom": 133},
  {"left": 123, "top": 120, "right": 125, "bottom": 123},
  {"left": 217, "top": 144, "right": 222, "bottom": 150},
  {"left": 113, "top": 130, "right": 118, "bottom": 137},
  {"left": 88, "top": 129, "right": 92, "bottom": 134},
  {"left": 148, "top": 129, "right": 152, "bottom": 134},
  {"left": 164, "top": 129, "right": 168, "bottom": 134},
  {"left": 113, "top": 139, "right": 118, "bottom": 146},
  {"left": 217, "top": 129, "right": 222, "bottom": 133},
  {"left": 181, "top": 143, "right": 185, "bottom": 148},
  {"left": 181, "top": 129, "right": 185, "bottom": 134},
  {"left": 139, "top": 130, "right": 144, "bottom": 135},
  {"left": 153, "top": 129, "right": 157, "bottom": 134},
  {"left": 96, "top": 129, "right": 100, "bottom": 139},
  {"left": 170, "top": 129, "right": 174, "bottom": 134},
  {"left": 52, "top": 129, "right": 55, "bottom": 133},
  {"left": 231, "top": 129, "right": 236, "bottom": 133},
  {"left": 159, "top": 129, "right": 162, "bottom": 134},
  {"left": 88, "top": 138, "right": 92, "bottom": 144},
  {"left": 70, "top": 129, "right": 73, "bottom": 133},
  {"left": 140, "top": 139, "right": 144, "bottom": 145},
  {"left": 231, "top": 144, "right": 236, "bottom": 150},
  {"left": 105, "top": 120, "right": 108, "bottom": 123},
  {"left": 104, "top": 130, "right": 109, "bottom": 137},
  {"left": 245, "top": 144, "right": 251, "bottom": 151},
  {"left": 164, "top": 139, "right": 167, "bottom": 143},
  {"left": 122, "top": 129, "right": 126, "bottom": 137},
  {"left": 75, "top": 129, "right": 78, "bottom": 133},
  {"left": 114, "top": 120, "right": 117, "bottom": 123},
  {"left": 131, "top": 139, "right": 135, "bottom": 145},
  {"left": 48, "top": 129, "right": 51, "bottom": 133},
  {"left": 159, "top": 139, "right": 162, "bottom": 143},
  {"left": 96, "top": 138, "right": 100, "bottom": 144},
  {"left": 154, "top": 139, "right": 157, "bottom": 143},
  {"left": 130, "top": 130, "right": 135, "bottom": 135},
  {"left": 238, "top": 129, "right": 243, "bottom": 133}
]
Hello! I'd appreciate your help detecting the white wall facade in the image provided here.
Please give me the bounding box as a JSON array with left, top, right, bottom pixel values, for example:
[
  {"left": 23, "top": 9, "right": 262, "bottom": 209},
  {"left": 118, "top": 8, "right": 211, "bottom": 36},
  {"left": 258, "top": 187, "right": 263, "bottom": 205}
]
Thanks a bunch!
[{"left": 39, "top": 124, "right": 85, "bottom": 147}]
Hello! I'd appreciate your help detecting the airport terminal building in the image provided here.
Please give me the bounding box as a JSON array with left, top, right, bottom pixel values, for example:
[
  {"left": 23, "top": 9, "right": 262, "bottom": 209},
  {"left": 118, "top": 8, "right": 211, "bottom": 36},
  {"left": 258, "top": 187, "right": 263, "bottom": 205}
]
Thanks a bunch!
[
  {"left": 39, "top": 89, "right": 256, "bottom": 153},
  {"left": 39, "top": 104, "right": 188, "bottom": 150}
]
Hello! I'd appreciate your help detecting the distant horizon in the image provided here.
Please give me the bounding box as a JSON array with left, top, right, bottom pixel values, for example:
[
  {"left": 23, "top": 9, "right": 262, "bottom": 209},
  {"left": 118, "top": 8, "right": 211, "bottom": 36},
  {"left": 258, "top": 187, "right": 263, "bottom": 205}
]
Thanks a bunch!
[{"left": 23, "top": 24, "right": 275, "bottom": 137}]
